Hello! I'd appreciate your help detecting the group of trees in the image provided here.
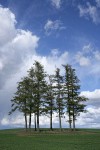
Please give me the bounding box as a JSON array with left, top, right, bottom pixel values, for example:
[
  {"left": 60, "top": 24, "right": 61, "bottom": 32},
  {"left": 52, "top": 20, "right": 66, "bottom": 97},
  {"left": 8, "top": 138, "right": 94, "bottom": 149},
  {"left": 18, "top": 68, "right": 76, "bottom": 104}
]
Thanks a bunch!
[{"left": 9, "top": 61, "right": 88, "bottom": 131}]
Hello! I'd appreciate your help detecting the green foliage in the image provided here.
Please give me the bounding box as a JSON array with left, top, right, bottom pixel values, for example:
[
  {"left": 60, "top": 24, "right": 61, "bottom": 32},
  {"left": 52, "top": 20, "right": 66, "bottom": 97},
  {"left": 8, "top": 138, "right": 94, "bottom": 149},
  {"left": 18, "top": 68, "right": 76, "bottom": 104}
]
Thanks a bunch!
[
  {"left": 44, "top": 75, "right": 56, "bottom": 130},
  {"left": 63, "top": 64, "right": 88, "bottom": 130},
  {"left": 9, "top": 62, "right": 88, "bottom": 131},
  {"left": 53, "top": 68, "right": 65, "bottom": 130}
]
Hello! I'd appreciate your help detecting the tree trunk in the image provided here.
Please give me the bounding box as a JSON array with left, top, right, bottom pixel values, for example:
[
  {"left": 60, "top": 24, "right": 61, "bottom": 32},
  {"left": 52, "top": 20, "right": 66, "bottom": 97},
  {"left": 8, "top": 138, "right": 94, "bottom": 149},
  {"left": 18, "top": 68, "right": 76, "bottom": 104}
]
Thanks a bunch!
[
  {"left": 25, "top": 113, "right": 27, "bottom": 132},
  {"left": 34, "top": 113, "right": 37, "bottom": 131},
  {"left": 73, "top": 118, "right": 75, "bottom": 131},
  {"left": 73, "top": 108, "right": 75, "bottom": 131},
  {"left": 68, "top": 108, "right": 72, "bottom": 130},
  {"left": 50, "top": 109, "right": 53, "bottom": 130},
  {"left": 68, "top": 89, "right": 72, "bottom": 130},
  {"left": 37, "top": 110, "right": 39, "bottom": 132},
  {"left": 29, "top": 111, "right": 31, "bottom": 130},
  {"left": 59, "top": 109, "right": 62, "bottom": 131}
]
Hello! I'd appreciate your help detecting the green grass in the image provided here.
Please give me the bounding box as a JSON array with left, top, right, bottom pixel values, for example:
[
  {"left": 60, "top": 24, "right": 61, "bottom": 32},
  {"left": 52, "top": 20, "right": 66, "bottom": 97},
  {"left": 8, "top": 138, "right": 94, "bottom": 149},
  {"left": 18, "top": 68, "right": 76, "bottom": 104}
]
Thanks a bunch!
[{"left": 0, "top": 129, "right": 100, "bottom": 150}]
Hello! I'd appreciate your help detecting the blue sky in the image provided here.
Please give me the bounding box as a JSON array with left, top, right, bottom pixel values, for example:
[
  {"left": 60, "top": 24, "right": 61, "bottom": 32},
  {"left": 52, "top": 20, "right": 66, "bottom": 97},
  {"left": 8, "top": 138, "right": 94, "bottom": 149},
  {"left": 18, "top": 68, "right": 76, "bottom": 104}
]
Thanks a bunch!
[
  {"left": 1, "top": 0, "right": 100, "bottom": 56},
  {"left": 0, "top": 0, "right": 100, "bottom": 129}
]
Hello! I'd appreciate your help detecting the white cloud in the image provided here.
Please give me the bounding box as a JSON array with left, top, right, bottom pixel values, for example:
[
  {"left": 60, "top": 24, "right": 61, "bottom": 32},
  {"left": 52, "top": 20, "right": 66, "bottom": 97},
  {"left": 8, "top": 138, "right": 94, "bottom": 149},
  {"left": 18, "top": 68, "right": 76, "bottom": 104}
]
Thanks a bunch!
[
  {"left": 0, "top": 113, "right": 66, "bottom": 128},
  {"left": 75, "top": 52, "right": 91, "bottom": 66},
  {"left": 0, "top": 6, "right": 40, "bottom": 128},
  {"left": 76, "top": 106, "right": 100, "bottom": 128},
  {"left": 0, "top": 60, "right": 3, "bottom": 70},
  {"left": 75, "top": 43, "right": 100, "bottom": 70},
  {"left": 80, "top": 89, "right": 100, "bottom": 108},
  {"left": 21, "top": 50, "right": 69, "bottom": 75},
  {"left": 75, "top": 44, "right": 93, "bottom": 67},
  {"left": 81, "top": 89, "right": 100, "bottom": 100},
  {"left": 0, "top": 6, "right": 39, "bottom": 89},
  {"left": 78, "top": 2, "right": 100, "bottom": 24},
  {"left": 0, "top": 6, "right": 16, "bottom": 46},
  {"left": 51, "top": 0, "right": 62, "bottom": 9},
  {"left": 11, "top": 30, "right": 39, "bottom": 52},
  {"left": 51, "top": 49, "right": 60, "bottom": 56},
  {"left": 44, "top": 19, "right": 66, "bottom": 35},
  {"left": 94, "top": 51, "right": 100, "bottom": 60},
  {"left": 1, "top": 117, "right": 9, "bottom": 126},
  {"left": 74, "top": 44, "right": 100, "bottom": 85}
]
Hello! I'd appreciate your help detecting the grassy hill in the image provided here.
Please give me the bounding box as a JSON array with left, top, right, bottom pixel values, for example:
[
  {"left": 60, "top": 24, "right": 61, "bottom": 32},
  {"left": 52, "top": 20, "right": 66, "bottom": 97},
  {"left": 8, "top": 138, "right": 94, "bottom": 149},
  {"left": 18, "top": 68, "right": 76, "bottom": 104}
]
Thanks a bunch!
[{"left": 0, "top": 129, "right": 100, "bottom": 150}]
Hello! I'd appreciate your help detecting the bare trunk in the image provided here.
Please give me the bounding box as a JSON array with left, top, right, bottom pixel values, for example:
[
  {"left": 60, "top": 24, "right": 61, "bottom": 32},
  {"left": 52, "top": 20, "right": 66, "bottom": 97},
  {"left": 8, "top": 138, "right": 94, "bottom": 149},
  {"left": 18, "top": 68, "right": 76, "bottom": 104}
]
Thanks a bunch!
[
  {"left": 50, "top": 109, "right": 53, "bottom": 130},
  {"left": 72, "top": 108, "right": 75, "bottom": 131},
  {"left": 37, "top": 110, "right": 39, "bottom": 132},
  {"left": 29, "top": 112, "right": 31, "bottom": 130},
  {"left": 34, "top": 113, "right": 37, "bottom": 131},
  {"left": 59, "top": 109, "right": 62, "bottom": 131},
  {"left": 25, "top": 113, "right": 27, "bottom": 132},
  {"left": 68, "top": 107, "right": 72, "bottom": 130}
]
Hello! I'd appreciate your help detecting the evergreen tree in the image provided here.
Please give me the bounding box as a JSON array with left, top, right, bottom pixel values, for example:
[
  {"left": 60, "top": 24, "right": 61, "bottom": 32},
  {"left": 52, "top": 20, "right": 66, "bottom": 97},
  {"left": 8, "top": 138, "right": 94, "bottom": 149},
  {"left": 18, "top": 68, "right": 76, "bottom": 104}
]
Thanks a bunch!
[
  {"left": 33, "top": 61, "right": 47, "bottom": 131},
  {"left": 9, "top": 77, "right": 32, "bottom": 131},
  {"left": 44, "top": 75, "right": 56, "bottom": 130},
  {"left": 63, "top": 65, "right": 72, "bottom": 130},
  {"left": 53, "top": 68, "right": 65, "bottom": 130},
  {"left": 63, "top": 64, "right": 88, "bottom": 130},
  {"left": 27, "top": 67, "right": 36, "bottom": 131}
]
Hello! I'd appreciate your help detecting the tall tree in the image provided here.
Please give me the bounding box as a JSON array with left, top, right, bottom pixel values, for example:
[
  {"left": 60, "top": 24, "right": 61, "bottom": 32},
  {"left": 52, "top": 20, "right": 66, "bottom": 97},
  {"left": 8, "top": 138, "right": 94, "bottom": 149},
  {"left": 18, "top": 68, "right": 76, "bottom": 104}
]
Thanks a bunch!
[
  {"left": 44, "top": 75, "right": 56, "bottom": 130},
  {"left": 54, "top": 68, "right": 65, "bottom": 131},
  {"left": 63, "top": 64, "right": 88, "bottom": 130},
  {"left": 27, "top": 67, "right": 36, "bottom": 131},
  {"left": 9, "top": 77, "right": 31, "bottom": 131},
  {"left": 33, "top": 61, "right": 47, "bottom": 132},
  {"left": 63, "top": 65, "right": 72, "bottom": 130}
]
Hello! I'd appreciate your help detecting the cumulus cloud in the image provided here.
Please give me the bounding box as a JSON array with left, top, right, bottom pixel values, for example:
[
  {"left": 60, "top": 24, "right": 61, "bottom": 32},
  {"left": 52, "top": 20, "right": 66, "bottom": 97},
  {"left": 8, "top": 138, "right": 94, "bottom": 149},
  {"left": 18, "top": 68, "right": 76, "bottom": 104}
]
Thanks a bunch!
[
  {"left": 94, "top": 50, "right": 100, "bottom": 60},
  {"left": 75, "top": 53, "right": 91, "bottom": 66},
  {"left": 76, "top": 88, "right": 100, "bottom": 128},
  {"left": 0, "top": 6, "right": 39, "bottom": 88},
  {"left": 44, "top": 19, "right": 66, "bottom": 35},
  {"left": 20, "top": 49, "right": 69, "bottom": 75},
  {"left": 51, "top": 48, "right": 60, "bottom": 56},
  {"left": 75, "top": 44, "right": 92, "bottom": 66},
  {"left": 0, "top": 6, "right": 16, "bottom": 46},
  {"left": 51, "top": 0, "right": 62, "bottom": 9},
  {"left": 76, "top": 106, "right": 100, "bottom": 128},
  {"left": 75, "top": 43, "right": 100, "bottom": 70},
  {"left": 78, "top": 2, "right": 100, "bottom": 24},
  {"left": 0, "top": 6, "right": 40, "bottom": 128},
  {"left": 80, "top": 89, "right": 100, "bottom": 109},
  {"left": 0, "top": 112, "right": 67, "bottom": 128},
  {"left": 81, "top": 89, "right": 100, "bottom": 99}
]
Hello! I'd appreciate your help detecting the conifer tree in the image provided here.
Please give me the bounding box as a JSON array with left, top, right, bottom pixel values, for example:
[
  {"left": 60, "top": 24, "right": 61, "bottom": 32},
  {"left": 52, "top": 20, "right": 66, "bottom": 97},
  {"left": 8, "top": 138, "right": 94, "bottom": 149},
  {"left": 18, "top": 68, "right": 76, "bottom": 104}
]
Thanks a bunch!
[
  {"left": 63, "top": 65, "right": 72, "bottom": 130},
  {"left": 44, "top": 75, "right": 56, "bottom": 130},
  {"left": 9, "top": 77, "right": 32, "bottom": 131},
  {"left": 53, "top": 68, "right": 65, "bottom": 130},
  {"left": 27, "top": 67, "right": 36, "bottom": 130},
  {"left": 63, "top": 64, "right": 88, "bottom": 130},
  {"left": 33, "top": 61, "right": 47, "bottom": 131}
]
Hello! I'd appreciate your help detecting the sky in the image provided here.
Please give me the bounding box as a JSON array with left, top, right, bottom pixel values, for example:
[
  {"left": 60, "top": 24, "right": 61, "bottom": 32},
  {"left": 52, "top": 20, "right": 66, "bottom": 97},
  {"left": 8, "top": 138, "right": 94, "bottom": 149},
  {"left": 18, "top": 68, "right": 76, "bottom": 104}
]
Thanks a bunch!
[{"left": 0, "top": 0, "right": 100, "bottom": 129}]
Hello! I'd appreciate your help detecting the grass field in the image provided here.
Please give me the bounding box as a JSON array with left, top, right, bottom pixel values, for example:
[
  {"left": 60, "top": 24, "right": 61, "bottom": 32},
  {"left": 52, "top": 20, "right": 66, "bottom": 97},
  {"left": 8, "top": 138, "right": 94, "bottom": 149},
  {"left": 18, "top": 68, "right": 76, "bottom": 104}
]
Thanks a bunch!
[{"left": 0, "top": 129, "right": 100, "bottom": 150}]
